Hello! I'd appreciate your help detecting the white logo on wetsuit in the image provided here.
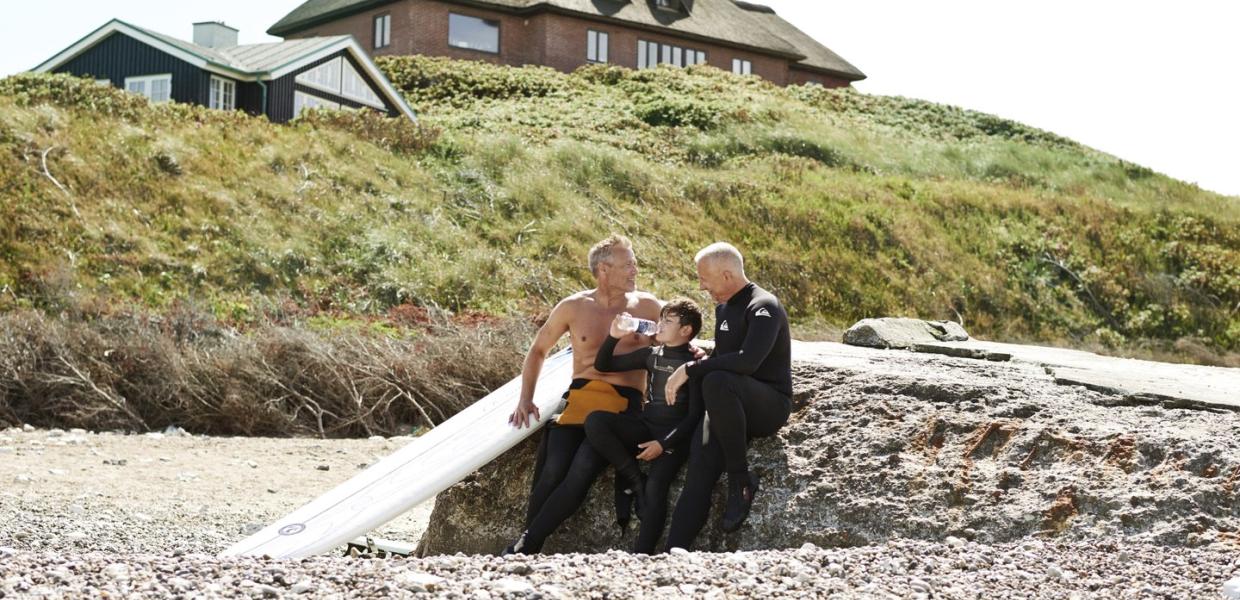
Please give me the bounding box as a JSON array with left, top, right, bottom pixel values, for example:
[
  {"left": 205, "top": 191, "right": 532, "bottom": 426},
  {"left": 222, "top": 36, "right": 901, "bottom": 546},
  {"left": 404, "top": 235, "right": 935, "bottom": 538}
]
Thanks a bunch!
[
  {"left": 719, "top": 320, "right": 729, "bottom": 332},
  {"left": 755, "top": 308, "right": 771, "bottom": 318}
]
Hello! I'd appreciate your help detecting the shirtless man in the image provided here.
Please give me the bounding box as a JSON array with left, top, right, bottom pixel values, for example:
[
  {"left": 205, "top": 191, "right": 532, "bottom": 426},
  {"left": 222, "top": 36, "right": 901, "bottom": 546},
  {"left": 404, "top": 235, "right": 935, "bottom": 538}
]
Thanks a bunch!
[{"left": 506, "top": 234, "right": 662, "bottom": 554}]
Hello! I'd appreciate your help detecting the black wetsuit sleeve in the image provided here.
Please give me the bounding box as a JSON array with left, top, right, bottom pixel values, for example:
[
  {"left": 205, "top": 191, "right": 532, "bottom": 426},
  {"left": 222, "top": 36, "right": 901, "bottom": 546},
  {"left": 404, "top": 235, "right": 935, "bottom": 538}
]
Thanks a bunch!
[
  {"left": 594, "top": 335, "right": 653, "bottom": 373},
  {"left": 661, "top": 381, "right": 703, "bottom": 449},
  {"left": 686, "top": 303, "right": 781, "bottom": 378}
]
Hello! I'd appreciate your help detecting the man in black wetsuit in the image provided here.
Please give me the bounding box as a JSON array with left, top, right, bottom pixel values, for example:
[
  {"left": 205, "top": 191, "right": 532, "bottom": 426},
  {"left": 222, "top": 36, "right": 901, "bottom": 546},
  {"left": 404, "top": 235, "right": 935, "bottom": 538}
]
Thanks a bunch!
[
  {"left": 663, "top": 242, "right": 793, "bottom": 549},
  {"left": 586, "top": 298, "right": 704, "bottom": 554}
]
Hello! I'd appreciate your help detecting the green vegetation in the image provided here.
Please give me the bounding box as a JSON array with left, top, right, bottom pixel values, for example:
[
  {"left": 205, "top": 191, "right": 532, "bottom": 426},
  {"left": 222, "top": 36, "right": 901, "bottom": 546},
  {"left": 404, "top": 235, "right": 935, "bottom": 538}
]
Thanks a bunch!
[{"left": 0, "top": 60, "right": 1237, "bottom": 387}]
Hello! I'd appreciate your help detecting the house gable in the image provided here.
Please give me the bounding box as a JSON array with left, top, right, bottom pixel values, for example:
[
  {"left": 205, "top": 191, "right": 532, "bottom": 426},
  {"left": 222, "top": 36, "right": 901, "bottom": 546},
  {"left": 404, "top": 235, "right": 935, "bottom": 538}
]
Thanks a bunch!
[
  {"left": 32, "top": 19, "right": 417, "bottom": 123},
  {"left": 267, "top": 50, "right": 402, "bottom": 123}
]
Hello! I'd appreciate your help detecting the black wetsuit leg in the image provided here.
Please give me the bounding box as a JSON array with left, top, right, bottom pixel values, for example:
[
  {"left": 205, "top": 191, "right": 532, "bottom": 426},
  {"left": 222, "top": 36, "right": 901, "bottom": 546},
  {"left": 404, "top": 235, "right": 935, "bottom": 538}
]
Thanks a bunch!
[
  {"left": 522, "top": 437, "right": 611, "bottom": 552},
  {"left": 524, "top": 424, "right": 585, "bottom": 529},
  {"left": 701, "top": 370, "right": 791, "bottom": 476},
  {"left": 584, "top": 412, "right": 655, "bottom": 480},
  {"left": 663, "top": 420, "right": 725, "bottom": 551},
  {"left": 634, "top": 444, "right": 689, "bottom": 554}
]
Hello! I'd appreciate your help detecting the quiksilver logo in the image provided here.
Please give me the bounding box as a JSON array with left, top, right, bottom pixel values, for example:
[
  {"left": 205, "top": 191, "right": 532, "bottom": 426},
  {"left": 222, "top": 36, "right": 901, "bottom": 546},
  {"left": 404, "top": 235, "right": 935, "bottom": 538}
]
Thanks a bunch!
[
  {"left": 755, "top": 308, "right": 772, "bottom": 318},
  {"left": 719, "top": 320, "right": 730, "bottom": 332}
]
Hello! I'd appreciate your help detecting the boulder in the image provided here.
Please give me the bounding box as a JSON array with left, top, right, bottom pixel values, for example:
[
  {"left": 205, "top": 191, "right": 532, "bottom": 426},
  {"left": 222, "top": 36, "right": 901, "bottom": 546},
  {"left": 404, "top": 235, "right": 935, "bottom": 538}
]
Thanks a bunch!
[
  {"left": 417, "top": 343, "right": 1240, "bottom": 555},
  {"left": 843, "top": 318, "right": 969, "bottom": 349}
]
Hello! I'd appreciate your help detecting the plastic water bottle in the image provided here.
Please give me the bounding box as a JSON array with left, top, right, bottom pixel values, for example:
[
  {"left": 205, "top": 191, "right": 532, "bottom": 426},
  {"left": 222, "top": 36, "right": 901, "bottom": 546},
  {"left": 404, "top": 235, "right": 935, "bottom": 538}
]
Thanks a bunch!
[{"left": 619, "top": 315, "right": 657, "bottom": 336}]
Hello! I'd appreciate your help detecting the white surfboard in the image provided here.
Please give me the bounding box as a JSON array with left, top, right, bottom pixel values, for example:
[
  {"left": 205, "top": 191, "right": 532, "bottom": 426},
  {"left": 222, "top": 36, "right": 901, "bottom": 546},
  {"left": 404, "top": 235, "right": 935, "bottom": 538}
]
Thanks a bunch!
[{"left": 220, "top": 348, "right": 575, "bottom": 559}]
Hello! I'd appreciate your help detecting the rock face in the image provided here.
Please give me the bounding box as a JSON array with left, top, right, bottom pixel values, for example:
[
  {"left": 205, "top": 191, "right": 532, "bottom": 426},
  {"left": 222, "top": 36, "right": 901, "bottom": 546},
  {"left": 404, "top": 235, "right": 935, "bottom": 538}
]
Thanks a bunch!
[
  {"left": 843, "top": 318, "right": 969, "bottom": 349},
  {"left": 418, "top": 341, "right": 1240, "bottom": 555}
]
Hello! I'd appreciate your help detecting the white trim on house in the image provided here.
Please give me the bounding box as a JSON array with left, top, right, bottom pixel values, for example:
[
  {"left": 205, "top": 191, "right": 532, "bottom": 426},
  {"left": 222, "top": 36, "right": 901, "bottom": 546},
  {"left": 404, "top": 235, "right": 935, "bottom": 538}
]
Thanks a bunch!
[
  {"left": 209, "top": 75, "right": 236, "bottom": 110},
  {"left": 33, "top": 19, "right": 252, "bottom": 80},
  {"left": 124, "top": 73, "right": 173, "bottom": 103}
]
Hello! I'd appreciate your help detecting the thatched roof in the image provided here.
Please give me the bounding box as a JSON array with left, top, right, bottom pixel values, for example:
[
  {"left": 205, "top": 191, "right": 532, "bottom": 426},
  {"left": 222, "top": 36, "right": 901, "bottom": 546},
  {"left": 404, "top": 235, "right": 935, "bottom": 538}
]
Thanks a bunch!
[{"left": 269, "top": 0, "right": 865, "bottom": 81}]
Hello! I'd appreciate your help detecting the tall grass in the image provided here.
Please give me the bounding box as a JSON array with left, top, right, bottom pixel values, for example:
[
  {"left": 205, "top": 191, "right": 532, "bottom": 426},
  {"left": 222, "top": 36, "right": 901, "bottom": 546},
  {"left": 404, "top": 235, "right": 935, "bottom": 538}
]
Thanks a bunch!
[
  {"left": 0, "top": 305, "right": 534, "bottom": 436},
  {"left": 0, "top": 64, "right": 1236, "bottom": 389}
]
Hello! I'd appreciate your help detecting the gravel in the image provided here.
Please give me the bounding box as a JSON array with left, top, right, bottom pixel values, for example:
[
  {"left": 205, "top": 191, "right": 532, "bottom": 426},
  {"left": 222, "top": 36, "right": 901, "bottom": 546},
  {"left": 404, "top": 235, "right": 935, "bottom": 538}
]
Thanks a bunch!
[
  {"left": 2, "top": 411, "right": 1238, "bottom": 598},
  {"left": 0, "top": 541, "right": 1237, "bottom": 599}
]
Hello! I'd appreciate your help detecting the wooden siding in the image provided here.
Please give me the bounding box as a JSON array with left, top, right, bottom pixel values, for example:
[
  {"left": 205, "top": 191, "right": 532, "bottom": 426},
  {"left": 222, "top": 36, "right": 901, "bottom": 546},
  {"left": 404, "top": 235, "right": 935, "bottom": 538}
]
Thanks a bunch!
[{"left": 53, "top": 32, "right": 212, "bottom": 105}]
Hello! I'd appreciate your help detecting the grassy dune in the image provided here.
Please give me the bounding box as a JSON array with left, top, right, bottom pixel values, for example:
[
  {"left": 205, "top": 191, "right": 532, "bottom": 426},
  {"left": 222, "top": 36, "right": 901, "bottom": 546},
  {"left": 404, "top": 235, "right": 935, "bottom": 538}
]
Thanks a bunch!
[{"left": 0, "top": 59, "right": 1235, "bottom": 433}]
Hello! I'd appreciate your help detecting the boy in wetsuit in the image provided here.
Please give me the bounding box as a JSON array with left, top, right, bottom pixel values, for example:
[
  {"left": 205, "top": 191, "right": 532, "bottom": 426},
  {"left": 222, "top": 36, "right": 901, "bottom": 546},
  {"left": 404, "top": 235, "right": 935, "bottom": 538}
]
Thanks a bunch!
[{"left": 585, "top": 298, "right": 704, "bottom": 554}]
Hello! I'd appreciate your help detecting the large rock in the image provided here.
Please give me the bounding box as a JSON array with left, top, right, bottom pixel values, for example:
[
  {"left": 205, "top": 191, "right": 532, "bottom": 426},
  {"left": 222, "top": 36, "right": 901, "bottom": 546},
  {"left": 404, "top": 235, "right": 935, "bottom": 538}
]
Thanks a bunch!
[
  {"left": 418, "top": 342, "right": 1240, "bottom": 555},
  {"left": 843, "top": 318, "right": 969, "bottom": 349}
]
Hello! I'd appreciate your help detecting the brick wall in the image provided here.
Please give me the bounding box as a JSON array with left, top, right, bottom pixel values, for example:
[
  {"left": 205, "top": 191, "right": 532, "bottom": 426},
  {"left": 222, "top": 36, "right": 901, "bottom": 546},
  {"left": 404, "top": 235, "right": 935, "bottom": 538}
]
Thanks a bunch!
[
  {"left": 287, "top": 0, "right": 849, "bottom": 87},
  {"left": 788, "top": 68, "right": 852, "bottom": 89}
]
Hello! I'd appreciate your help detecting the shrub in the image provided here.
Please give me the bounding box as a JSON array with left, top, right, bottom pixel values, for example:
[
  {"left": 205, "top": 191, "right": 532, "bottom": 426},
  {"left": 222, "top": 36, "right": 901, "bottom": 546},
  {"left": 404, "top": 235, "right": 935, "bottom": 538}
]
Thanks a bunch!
[
  {"left": 633, "top": 92, "right": 723, "bottom": 129},
  {"left": 0, "top": 73, "right": 149, "bottom": 120},
  {"left": 378, "top": 55, "right": 570, "bottom": 106},
  {"left": 294, "top": 107, "right": 441, "bottom": 154}
]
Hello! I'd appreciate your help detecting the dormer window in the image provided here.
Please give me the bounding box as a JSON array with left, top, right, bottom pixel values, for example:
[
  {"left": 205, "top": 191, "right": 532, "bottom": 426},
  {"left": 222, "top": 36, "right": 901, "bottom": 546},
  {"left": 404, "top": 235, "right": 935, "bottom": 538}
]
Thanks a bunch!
[{"left": 654, "top": 0, "right": 683, "bottom": 12}]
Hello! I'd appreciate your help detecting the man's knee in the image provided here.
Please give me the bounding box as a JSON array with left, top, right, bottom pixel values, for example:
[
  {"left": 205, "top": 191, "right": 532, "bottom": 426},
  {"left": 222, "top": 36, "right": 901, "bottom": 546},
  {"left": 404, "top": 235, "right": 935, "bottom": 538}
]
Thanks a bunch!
[
  {"left": 583, "top": 411, "right": 612, "bottom": 438},
  {"left": 702, "top": 371, "right": 742, "bottom": 398}
]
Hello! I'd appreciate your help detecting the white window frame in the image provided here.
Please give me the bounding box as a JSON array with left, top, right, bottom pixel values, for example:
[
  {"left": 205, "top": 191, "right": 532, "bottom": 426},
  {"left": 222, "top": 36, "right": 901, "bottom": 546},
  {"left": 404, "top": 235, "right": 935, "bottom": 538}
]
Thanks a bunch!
[
  {"left": 124, "top": 74, "right": 172, "bottom": 103},
  {"left": 587, "top": 30, "right": 608, "bottom": 63},
  {"left": 94, "top": 78, "right": 111, "bottom": 86},
  {"left": 340, "top": 59, "right": 386, "bottom": 109},
  {"left": 732, "top": 59, "right": 752, "bottom": 75},
  {"left": 293, "top": 90, "right": 341, "bottom": 118},
  {"left": 374, "top": 14, "right": 391, "bottom": 49},
  {"left": 295, "top": 58, "right": 344, "bottom": 97},
  {"left": 209, "top": 76, "right": 236, "bottom": 110}
]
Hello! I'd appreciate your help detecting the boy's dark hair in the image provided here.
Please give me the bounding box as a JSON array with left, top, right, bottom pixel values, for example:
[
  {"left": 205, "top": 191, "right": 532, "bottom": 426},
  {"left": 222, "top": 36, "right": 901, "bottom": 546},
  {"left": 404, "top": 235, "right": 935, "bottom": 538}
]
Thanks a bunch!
[{"left": 661, "top": 298, "right": 703, "bottom": 339}]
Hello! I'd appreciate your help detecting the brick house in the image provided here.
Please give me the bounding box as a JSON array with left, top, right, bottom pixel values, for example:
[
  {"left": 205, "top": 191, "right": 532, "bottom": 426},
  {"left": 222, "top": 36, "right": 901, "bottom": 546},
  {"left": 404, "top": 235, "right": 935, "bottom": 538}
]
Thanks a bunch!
[{"left": 269, "top": 0, "right": 866, "bottom": 87}]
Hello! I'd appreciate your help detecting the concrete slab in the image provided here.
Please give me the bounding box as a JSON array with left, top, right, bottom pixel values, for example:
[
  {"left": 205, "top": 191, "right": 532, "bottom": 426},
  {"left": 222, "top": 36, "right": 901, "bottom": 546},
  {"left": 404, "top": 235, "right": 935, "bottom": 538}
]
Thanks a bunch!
[{"left": 908, "top": 340, "right": 1240, "bottom": 412}]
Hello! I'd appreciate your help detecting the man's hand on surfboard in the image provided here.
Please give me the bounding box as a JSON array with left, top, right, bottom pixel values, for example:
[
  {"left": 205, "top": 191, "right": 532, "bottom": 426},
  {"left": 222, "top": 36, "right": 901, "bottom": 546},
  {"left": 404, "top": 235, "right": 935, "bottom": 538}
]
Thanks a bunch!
[{"left": 509, "top": 399, "right": 541, "bottom": 428}]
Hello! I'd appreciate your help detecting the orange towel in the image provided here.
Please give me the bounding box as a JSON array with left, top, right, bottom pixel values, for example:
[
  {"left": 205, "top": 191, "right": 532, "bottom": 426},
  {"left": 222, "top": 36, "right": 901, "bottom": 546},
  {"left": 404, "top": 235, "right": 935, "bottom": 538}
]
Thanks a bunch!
[{"left": 555, "top": 380, "right": 629, "bottom": 426}]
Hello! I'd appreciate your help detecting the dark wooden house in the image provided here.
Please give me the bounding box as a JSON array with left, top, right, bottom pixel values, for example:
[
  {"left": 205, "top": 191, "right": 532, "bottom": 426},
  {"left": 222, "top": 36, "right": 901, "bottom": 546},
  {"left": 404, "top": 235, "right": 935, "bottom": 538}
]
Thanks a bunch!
[{"left": 33, "top": 19, "right": 417, "bottom": 123}]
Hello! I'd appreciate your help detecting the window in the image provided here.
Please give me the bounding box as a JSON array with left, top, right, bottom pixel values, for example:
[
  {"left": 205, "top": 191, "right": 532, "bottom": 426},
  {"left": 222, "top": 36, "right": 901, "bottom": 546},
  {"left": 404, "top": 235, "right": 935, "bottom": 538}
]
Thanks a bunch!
[
  {"left": 449, "top": 13, "right": 499, "bottom": 53},
  {"left": 637, "top": 40, "right": 704, "bottom": 69},
  {"left": 655, "top": 0, "right": 682, "bottom": 11},
  {"left": 124, "top": 74, "right": 172, "bottom": 103},
  {"left": 732, "top": 59, "right": 752, "bottom": 75},
  {"left": 587, "top": 30, "right": 608, "bottom": 63},
  {"left": 296, "top": 59, "right": 342, "bottom": 95},
  {"left": 340, "top": 60, "right": 384, "bottom": 108},
  {"left": 293, "top": 91, "right": 341, "bottom": 118},
  {"left": 374, "top": 14, "right": 391, "bottom": 49},
  {"left": 294, "top": 57, "right": 387, "bottom": 110},
  {"left": 209, "top": 76, "right": 235, "bottom": 110}
]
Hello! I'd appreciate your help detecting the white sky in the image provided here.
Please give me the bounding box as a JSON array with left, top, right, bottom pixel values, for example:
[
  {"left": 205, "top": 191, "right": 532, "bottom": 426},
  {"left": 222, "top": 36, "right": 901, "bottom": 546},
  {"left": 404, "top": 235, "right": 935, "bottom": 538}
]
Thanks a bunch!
[{"left": 3, "top": 1, "right": 1238, "bottom": 197}]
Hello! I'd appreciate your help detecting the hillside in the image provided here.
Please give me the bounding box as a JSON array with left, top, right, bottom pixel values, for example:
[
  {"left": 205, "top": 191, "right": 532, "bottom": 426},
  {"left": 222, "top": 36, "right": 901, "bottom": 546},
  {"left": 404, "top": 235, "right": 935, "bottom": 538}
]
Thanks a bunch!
[{"left": 0, "top": 59, "right": 1236, "bottom": 434}]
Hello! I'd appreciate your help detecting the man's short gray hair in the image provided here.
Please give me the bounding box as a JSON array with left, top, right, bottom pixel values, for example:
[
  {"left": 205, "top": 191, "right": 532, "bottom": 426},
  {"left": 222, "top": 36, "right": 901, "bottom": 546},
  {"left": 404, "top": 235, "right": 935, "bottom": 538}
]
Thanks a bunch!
[
  {"left": 588, "top": 234, "right": 633, "bottom": 276},
  {"left": 695, "top": 242, "right": 744, "bottom": 272}
]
